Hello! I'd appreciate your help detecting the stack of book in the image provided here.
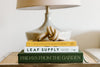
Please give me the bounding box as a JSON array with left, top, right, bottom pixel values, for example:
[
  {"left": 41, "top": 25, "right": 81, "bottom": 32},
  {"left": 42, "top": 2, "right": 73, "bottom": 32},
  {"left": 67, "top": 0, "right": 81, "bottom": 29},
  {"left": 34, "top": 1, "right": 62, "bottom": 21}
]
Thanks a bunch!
[{"left": 18, "top": 40, "right": 83, "bottom": 63}]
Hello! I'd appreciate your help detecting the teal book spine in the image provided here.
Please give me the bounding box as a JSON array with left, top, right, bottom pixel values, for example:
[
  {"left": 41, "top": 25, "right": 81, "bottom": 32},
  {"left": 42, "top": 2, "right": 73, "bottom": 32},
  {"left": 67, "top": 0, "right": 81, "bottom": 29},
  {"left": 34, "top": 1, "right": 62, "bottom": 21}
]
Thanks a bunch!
[{"left": 18, "top": 50, "right": 83, "bottom": 63}]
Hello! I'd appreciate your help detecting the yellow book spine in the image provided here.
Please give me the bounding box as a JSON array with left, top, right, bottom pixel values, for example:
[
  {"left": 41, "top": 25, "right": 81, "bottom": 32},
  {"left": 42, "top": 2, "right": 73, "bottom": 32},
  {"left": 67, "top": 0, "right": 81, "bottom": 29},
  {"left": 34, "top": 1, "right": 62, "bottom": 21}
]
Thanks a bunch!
[{"left": 26, "top": 41, "right": 77, "bottom": 47}]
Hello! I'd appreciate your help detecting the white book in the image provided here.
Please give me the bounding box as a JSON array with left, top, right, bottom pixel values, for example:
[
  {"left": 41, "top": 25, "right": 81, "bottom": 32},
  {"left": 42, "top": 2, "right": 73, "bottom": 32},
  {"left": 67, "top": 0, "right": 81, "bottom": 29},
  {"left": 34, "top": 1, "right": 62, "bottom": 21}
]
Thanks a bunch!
[
  {"left": 85, "top": 48, "right": 100, "bottom": 63},
  {"left": 24, "top": 46, "right": 79, "bottom": 53}
]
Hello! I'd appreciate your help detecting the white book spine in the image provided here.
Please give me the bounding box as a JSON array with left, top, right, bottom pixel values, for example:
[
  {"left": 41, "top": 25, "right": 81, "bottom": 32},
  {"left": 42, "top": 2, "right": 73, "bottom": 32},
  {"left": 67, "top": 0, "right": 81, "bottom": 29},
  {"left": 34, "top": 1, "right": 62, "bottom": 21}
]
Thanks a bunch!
[{"left": 24, "top": 46, "right": 79, "bottom": 53}]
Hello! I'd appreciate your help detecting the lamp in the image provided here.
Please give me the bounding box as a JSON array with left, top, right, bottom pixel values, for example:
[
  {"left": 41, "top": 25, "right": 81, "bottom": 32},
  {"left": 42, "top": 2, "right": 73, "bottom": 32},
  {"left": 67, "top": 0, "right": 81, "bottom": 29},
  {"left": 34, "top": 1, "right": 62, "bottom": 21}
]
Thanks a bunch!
[{"left": 17, "top": 0, "right": 80, "bottom": 41}]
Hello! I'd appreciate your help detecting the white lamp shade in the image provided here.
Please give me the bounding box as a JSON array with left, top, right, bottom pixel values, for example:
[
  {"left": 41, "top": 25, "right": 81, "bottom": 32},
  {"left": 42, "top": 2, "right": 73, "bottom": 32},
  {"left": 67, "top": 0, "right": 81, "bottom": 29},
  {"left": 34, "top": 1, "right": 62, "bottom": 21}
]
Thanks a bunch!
[{"left": 17, "top": 0, "right": 81, "bottom": 10}]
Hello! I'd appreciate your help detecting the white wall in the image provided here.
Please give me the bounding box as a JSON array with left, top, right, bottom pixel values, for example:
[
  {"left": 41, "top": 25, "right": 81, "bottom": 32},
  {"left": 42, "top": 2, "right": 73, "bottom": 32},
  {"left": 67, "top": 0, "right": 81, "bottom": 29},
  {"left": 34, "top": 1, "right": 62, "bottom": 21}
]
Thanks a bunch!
[{"left": 0, "top": 0, "right": 100, "bottom": 59}]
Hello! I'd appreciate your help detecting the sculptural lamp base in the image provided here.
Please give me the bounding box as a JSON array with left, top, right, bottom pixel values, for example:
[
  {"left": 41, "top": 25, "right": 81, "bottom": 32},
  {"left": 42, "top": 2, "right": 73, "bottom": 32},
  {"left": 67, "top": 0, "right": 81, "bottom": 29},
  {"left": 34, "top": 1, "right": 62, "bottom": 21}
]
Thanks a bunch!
[{"left": 26, "top": 6, "right": 71, "bottom": 41}]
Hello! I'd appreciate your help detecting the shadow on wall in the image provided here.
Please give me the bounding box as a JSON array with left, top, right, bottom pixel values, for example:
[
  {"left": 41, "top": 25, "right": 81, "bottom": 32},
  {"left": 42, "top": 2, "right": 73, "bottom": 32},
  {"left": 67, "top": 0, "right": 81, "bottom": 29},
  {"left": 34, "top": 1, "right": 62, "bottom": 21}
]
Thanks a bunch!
[{"left": 71, "top": 31, "right": 100, "bottom": 49}]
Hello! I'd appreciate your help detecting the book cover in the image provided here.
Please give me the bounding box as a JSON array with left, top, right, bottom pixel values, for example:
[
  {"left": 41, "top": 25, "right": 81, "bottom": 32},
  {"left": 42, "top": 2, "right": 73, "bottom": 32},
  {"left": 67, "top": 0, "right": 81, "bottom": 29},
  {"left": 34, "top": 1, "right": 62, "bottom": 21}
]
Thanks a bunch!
[
  {"left": 18, "top": 50, "right": 83, "bottom": 63},
  {"left": 26, "top": 41, "right": 77, "bottom": 47},
  {"left": 24, "top": 46, "right": 79, "bottom": 53}
]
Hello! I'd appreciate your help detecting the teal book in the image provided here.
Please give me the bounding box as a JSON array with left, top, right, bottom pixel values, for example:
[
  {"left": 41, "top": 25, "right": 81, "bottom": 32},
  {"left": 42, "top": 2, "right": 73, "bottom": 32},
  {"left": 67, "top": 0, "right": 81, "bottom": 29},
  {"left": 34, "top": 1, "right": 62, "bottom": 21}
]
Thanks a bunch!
[{"left": 18, "top": 50, "right": 83, "bottom": 63}]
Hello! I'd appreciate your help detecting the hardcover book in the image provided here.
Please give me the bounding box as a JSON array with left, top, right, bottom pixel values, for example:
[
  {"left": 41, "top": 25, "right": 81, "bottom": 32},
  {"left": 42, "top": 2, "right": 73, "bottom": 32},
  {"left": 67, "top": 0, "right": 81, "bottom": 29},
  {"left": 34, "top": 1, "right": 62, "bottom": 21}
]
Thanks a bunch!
[
  {"left": 26, "top": 41, "right": 77, "bottom": 47},
  {"left": 18, "top": 50, "right": 83, "bottom": 63},
  {"left": 24, "top": 46, "right": 79, "bottom": 53}
]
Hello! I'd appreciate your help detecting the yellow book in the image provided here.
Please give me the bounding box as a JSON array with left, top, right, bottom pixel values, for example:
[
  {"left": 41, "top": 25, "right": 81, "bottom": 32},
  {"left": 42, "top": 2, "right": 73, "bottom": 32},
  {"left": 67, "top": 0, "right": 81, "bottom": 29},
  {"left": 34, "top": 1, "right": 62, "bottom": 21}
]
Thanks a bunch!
[{"left": 26, "top": 41, "right": 77, "bottom": 47}]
